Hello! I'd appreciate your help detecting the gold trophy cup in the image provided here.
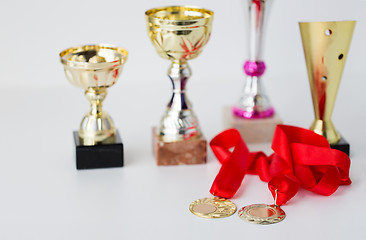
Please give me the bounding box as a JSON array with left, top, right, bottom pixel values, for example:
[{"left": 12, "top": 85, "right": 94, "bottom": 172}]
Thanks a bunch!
[
  {"left": 60, "top": 44, "right": 128, "bottom": 169},
  {"left": 146, "top": 6, "right": 213, "bottom": 165},
  {"left": 300, "top": 21, "right": 356, "bottom": 155}
]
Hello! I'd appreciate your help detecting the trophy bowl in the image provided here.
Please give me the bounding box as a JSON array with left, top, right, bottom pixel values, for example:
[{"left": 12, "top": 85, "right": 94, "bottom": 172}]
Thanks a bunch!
[
  {"left": 146, "top": 6, "right": 213, "bottom": 63},
  {"left": 60, "top": 44, "right": 128, "bottom": 145},
  {"left": 146, "top": 6, "right": 213, "bottom": 142}
]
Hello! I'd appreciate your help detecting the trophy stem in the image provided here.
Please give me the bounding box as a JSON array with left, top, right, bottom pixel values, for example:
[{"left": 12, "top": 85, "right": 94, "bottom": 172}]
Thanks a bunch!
[
  {"left": 233, "top": 0, "right": 274, "bottom": 119},
  {"left": 168, "top": 61, "right": 190, "bottom": 111},
  {"left": 310, "top": 119, "right": 340, "bottom": 145},
  {"left": 86, "top": 87, "right": 106, "bottom": 116},
  {"left": 79, "top": 87, "right": 116, "bottom": 145},
  {"left": 157, "top": 61, "right": 202, "bottom": 142}
]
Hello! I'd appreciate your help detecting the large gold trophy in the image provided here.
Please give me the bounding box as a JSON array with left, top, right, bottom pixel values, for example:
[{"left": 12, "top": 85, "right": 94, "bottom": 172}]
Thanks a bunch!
[
  {"left": 60, "top": 44, "right": 128, "bottom": 169},
  {"left": 299, "top": 21, "right": 356, "bottom": 155},
  {"left": 145, "top": 6, "right": 213, "bottom": 165}
]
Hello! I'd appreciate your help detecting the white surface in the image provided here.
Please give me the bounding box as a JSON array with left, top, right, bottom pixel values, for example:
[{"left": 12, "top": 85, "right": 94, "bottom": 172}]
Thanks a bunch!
[{"left": 0, "top": 0, "right": 366, "bottom": 239}]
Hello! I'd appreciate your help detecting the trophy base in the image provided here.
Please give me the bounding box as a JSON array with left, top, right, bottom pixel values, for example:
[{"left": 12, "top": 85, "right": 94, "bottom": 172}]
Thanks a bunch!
[
  {"left": 330, "top": 135, "right": 350, "bottom": 156},
  {"left": 73, "top": 130, "right": 123, "bottom": 170},
  {"left": 152, "top": 127, "right": 207, "bottom": 166},
  {"left": 223, "top": 106, "right": 282, "bottom": 143}
]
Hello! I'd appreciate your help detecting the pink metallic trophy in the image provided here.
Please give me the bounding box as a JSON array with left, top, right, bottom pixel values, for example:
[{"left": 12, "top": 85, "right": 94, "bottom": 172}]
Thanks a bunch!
[{"left": 225, "top": 0, "right": 282, "bottom": 143}]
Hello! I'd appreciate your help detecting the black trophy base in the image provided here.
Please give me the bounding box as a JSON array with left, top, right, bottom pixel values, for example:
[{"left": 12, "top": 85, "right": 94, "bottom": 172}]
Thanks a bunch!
[
  {"left": 73, "top": 131, "right": 124, "bottom": 170},
  {"left": 330, "top": 136, "right": 350, "bottom": 156}
]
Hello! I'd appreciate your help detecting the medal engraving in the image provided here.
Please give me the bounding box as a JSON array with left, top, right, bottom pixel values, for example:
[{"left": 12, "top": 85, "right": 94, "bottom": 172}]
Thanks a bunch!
[
  {"left": 189, "top": 197, "right": 236, "bottom": 219},
  {"left": 238, "top": 204, "right": 285, "bottom": 225}
]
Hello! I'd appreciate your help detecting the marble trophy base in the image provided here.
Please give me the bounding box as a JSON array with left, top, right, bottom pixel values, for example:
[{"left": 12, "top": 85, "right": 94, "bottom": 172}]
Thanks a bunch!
[
  {"left": 330, "top": 135, "right": 350, "bottom": 156},
  {"left": 223, "top": 106, "right": 283, "bottom": 143},
  {"left": 152, "top": 127, "right": 207, "bottom": 166},
  {"left": 73, "top": 131, "right": 124, "bottom": 170}
]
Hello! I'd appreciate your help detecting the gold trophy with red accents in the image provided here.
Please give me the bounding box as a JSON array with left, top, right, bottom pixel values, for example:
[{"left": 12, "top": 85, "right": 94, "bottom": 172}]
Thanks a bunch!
[
  {"left": 145, "top": 6, "right": 213, "bottom": 165},
  {"left": 299, "top": 21, "right": 356, "bottom": 155}
]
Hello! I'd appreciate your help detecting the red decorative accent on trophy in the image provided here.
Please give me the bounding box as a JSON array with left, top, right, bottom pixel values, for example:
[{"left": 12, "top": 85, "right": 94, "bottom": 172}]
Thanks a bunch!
[
  {"left": 180, "top": 36, "right": 205, "bottom": 60},
  {"left": 209, "top": 125, "right": 351, "bottom": 205}
]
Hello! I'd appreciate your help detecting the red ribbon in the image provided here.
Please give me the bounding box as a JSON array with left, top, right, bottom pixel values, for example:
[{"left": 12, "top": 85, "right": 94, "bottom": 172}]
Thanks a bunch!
[{"left": 209, "top": 125, "right": 351, "bottom": 206}]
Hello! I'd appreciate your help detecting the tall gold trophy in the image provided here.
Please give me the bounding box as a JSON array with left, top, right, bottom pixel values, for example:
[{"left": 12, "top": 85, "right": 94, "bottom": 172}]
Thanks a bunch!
[
  {"left": 60, "top": 44, "right": 128, "bottom": 169},
  {"left": 145, "top": 6, "right": 213, "bottom": 165},
  {"left": 299, "top": 21, "right": 356, "bottom": 155}
]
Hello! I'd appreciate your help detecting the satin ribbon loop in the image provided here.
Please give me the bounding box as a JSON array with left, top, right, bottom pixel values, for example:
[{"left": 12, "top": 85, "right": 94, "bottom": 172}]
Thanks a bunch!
[
  {"left": 209, "top": 124, "right": 351, "bottom": 205},
  {"left": 210, "top": 129, "right": 250, "bottom": 199},
  {"left": 268, "top": 174, "right": 299, "bottom": 206}
]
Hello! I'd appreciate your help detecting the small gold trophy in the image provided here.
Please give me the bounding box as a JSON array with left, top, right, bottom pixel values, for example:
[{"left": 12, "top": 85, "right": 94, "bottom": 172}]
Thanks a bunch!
[
  {"left": 145, "top": 6, "right": 213, "bottom": 165},
  {"left": 299, "top": 21, "right": 356, "bottom": 155},
  {"left": 60, "top": 44, "right": 128, "bottom": 169}
]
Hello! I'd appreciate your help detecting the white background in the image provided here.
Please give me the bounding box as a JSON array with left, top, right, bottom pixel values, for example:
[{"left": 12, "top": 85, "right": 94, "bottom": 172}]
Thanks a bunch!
[{"left": 0, "top": 0, "right": 365, "bottom": 239}]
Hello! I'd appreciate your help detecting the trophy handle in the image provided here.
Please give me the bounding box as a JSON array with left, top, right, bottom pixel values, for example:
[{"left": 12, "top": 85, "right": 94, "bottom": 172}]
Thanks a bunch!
[{"left": 79, "top": 87, "right": 116, "bottom": 145}]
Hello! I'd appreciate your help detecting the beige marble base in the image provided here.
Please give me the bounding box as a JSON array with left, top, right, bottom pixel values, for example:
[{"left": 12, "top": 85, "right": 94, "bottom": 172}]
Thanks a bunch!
[
  {"left": 152, "top": 128, "right": 207, "bottom": 166},
  {"left": 223, "top": 106, "right": 283, "bottom": 143}
]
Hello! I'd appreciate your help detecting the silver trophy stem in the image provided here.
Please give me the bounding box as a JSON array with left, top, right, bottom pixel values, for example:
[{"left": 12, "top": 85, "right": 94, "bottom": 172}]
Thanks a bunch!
[
  {"left": 234, "top": 0, "right": 274, "bottom": 118},
  {"left": 248, "top": 0, "right": 266, "bottom": 61},
  {"left": 157, "top": 62, "right": 202, "bottom": 142}
]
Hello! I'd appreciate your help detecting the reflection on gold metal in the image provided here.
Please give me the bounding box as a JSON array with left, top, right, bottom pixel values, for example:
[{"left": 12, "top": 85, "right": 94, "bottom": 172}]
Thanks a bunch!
[
  {"left": 299, "top": 21, "right": 356, "bottom": 144},
  {"left": 146, "top": 6, "right": 213, "bottom": 62},
  {"left": 189, "top": 197, "right": 236, "bottom": 219},
  {"left": 146, "top": 6, "right": 213, "bottom": 142},
  {"left": 60, "top": 44, "right": 128, "bottom": 145},
  {"left": 238, "top": 204, "right": 285, "bottom": 225}
]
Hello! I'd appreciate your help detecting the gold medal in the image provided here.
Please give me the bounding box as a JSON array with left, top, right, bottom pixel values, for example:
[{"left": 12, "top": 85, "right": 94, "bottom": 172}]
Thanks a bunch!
[
  {"left": 238, "top": 204, "right": 285, "bottom": 225},
  {"left": 189, "top": 197, "right": 237, "bottom": 219},
  {"left": 238, "top": 190, "right": 286, "bottom": 224}
]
